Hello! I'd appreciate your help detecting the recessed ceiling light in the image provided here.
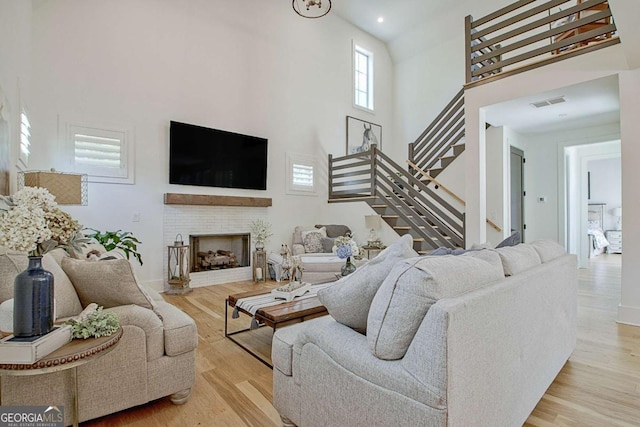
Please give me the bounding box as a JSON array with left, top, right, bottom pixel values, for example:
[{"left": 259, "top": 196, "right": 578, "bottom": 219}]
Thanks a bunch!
[{"left": 377, "top": 16, "right": 384, "bottom": 23}]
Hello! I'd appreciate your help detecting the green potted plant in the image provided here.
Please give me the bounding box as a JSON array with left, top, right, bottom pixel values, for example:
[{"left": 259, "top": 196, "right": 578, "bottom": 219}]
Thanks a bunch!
[{"left": 85, "top": 229, "right": 143, "bottom": 265}]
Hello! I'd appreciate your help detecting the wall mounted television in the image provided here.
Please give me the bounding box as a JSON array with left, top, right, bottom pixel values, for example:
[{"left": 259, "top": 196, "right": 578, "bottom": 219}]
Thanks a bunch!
[{"left": 169, "top": 121, "right": 268, "bottom": 190}]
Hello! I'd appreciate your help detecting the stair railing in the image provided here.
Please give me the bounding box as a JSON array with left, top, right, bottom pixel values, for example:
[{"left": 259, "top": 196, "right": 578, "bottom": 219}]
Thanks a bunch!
[
  {"left": 408, "top": 159, "right": 503, "bottom": 233},
  {"left": 466, "top": 0, "right": 619, "bottom": 86},
  {"left": 329, "top": 147, "right": 464, "bottom": 249},
  {"left": 408, "top": 89, "right": 465, "bottom": 178}
]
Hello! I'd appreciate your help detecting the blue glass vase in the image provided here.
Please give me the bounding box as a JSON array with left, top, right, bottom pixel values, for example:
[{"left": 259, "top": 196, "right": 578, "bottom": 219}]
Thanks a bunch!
[
  {"left": 341, "top": 256, "right": 356, "bottom": 276},
  {"left": 13, "top": 256, "right": 54, "bottom": 337}
]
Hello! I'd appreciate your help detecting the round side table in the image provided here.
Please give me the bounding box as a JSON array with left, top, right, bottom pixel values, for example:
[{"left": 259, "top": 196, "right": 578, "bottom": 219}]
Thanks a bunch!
[{"left": 0, "top": 327, "right": 123, "bottom": 427}]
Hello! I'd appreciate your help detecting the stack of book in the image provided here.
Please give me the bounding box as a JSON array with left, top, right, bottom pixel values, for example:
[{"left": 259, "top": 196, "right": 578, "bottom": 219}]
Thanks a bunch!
[{"left": 0, "top": 325, "right": 72, "bottom": 364}]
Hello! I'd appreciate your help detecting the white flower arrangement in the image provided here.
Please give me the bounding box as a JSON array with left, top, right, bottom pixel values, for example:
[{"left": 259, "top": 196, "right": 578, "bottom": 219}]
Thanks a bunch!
[
  {"left": 332, "top": 235, "right": 360, "bottom": 259},
  {"left": 250, "top": 219, "right": 273, "bottom": 244},
  {"left": 0, "top": 187, "right": 82, "bottom": 256}
]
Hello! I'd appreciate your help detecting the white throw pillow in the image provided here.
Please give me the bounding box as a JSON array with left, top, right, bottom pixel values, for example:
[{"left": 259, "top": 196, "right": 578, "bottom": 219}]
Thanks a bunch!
[
  {"left": 367, "top": 250, "right": 504, "bottom": 360},
  {"left": 495, "top": 244, "right": 541, "bottom": 276},
  {"left": 317, "top": 234, "right": 417, "bottom": 334}
]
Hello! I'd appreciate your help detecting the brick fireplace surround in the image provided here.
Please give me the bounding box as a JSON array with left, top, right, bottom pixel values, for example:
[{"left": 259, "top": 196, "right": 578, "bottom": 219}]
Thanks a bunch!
[{"left": 163, "top": 204, "right": 269, "bottom": 287}]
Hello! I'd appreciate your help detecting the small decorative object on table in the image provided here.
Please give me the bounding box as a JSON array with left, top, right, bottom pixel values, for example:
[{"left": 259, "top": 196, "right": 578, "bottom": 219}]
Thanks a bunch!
[
  {"left": 0, "top": 188, "right": 84, "bottom": 337},
  {"left": 250, "top": 219, "right": 273, "bottom": 251},
  {"left": 333, "top": 236, "right": 360, "bottom": 276},
  {"left": 66, "top": 303, "right": 120, "bottom": 339},
  {"left": 271, "top": 281, "right": 311, "bottom": 302}
]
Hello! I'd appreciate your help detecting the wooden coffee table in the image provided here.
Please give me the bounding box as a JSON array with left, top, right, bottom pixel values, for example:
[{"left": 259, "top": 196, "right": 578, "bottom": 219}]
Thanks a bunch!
[{"left": 225, "top": 289, "right": 328, "bottom": 367}]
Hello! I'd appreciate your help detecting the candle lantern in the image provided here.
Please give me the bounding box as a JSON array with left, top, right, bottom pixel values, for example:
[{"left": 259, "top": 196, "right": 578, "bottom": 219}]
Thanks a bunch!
[
  {"left": 167, "top": 234, "right": 192, "bottom": 294},
  {"left": 253, "top": 250, "right": 267, "bottom": 283}
]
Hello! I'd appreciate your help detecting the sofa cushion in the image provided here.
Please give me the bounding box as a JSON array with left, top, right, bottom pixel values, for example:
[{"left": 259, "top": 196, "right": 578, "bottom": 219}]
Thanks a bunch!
[
  {"left": 0, "top": 253, "right": 28, "bottom": 304},
  {"left": 42, "top": 253, "right": 83, "bottom": 318},
  {"left": 321, "top": 237, "right": 335, "bottom": 253},
  {"left": 70, "top": 239, "right": 108, "bottom": 260},
  {"left": 495, "top": 231, "right": 522, "bottom": 248},
  {"left": 367, "top": 250, "right": 504, "bottom": 360},
  {"left": 496, "top": 244, "right": 541, "bottom": 276},
  {"left": 303, "top": 232, "right": 325, "bottom": 253},
  {"left": 529, "top": 240, "right": 566, "bottom": 263},
  {"left": 293, "top": 225, "right": 318, "bottom": 245},
  {"left": 317, "top": 234, "right": 417, "bottom": 334},
  {"left": 61, "top": 258, "right": 153, "bottom": 309},
  {"left": 0, "top": 252, "right": 82, "bottom": 319},
  {"left": 272, "top": 322, "right": 307, "bottom": 376},
  {"left": 153, "top": 301, "right": 198, "bottom": 356}
]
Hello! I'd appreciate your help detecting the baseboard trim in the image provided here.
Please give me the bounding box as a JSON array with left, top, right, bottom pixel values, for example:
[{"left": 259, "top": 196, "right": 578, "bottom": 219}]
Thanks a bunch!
[{"left": 617, "top": 304, "right": 640, "bottom": 327}]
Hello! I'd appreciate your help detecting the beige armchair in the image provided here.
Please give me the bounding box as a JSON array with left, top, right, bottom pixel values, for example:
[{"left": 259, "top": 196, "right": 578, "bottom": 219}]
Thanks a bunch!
[
  {"left": 0, "top": 248, "right": 197, "bottom": 424},
  {"left": 291, "top": 224, "right": 354, "bottom": 284}
]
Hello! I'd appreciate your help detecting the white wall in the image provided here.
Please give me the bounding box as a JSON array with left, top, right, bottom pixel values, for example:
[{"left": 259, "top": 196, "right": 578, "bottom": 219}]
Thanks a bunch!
[
  {"left": 518, "top": 123, "right": 620, "bottom": 247},
  {"left": 486, "top": 126, "right": 508, "bottom": 246},
  {"left": 619, "top": 68, "right": 640, "bottom": 326},
  {"left": 588, "top": 157, "right": 622, "bottom": 231},
  {"left": 0, "top": 0, "right": 31, "bottom": 192},
  {"left": 26, "top": 0, "right": 395, "bottom": 290}
]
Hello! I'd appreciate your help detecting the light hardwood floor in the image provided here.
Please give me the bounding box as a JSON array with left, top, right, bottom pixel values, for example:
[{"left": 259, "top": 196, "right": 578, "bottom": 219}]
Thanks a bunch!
[{"left": 85, "top": 254, "right": 640, "bottom": 427}]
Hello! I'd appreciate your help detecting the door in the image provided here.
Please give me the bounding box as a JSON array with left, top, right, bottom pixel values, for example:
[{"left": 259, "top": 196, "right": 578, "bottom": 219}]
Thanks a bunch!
[{"left": 510, "top": 147, "right": 525, "bottom": 241}]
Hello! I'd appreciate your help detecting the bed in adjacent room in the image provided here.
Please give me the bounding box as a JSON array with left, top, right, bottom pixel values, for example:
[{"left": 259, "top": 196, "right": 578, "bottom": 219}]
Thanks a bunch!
[{"left": 588, "top": 203, "right": 610, "bottom": 257}]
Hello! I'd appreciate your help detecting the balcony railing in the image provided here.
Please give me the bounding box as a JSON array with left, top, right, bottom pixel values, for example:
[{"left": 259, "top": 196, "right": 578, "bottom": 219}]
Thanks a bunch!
[{"left": 466, "top": 0, "right": 619, "bottom": 85}]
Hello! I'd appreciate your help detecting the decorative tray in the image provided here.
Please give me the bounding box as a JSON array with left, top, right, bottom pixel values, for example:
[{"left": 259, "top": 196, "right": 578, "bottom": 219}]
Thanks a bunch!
[{"left": 271, "top": 282, "right": 311, "bottom": 302}]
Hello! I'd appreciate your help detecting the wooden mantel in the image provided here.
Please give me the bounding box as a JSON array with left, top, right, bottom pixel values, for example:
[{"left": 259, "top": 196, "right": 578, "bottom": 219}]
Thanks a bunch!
[{"left": 164, "top": 193, "right": 272, "bottom": 207}]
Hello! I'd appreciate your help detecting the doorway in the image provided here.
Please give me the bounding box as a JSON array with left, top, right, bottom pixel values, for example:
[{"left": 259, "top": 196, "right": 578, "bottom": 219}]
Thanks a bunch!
[{"left": 510, "top": 146, "right": 525, "bottom": 242}]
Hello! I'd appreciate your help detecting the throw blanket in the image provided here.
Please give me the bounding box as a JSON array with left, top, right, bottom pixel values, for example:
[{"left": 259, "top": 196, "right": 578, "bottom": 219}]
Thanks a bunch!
[
  {"left": 232, "top": 282, "right": 335, "bottom": 329},
  {"left": 589, "top": 229, "right": 610, "bottom": 250}
]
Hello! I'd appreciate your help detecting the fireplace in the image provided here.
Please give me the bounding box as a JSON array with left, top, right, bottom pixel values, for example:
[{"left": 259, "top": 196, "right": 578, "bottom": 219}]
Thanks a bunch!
[{"left": 189, "top": 233, "right": 250, "bottom": 273}]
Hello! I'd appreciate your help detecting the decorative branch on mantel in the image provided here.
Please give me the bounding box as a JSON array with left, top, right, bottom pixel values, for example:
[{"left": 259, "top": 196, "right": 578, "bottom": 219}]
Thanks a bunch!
[{"left": 163, "top": 193, "right": 272, "bottom": 207}]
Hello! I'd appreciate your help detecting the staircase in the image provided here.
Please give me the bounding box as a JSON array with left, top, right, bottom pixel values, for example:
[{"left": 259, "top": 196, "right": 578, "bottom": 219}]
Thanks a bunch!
[
  {"left": 328, "top": 147, "right": 464, "bottom": 253},
  {"left": 328, "top": 0, "right": 620, "bottom": 251},
  {"left": 408, "top": 88, "right": 465, "bottom": 182}
]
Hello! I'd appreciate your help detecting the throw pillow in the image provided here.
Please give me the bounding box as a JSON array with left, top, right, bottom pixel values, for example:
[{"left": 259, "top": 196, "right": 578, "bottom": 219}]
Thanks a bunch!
[
  {"left": 529, "top": 239, "right": 566, "bottom": 263},
  {"left": 303, "top": 232, "right": 324, "bottom": 253},
  {"left": 495, "top": 231, "right": 521, "bottom": 248},
  {"left": 367, "top": 250, "right": 504, "bottom": 360},
  {"left": 495, "top": 244, "right": 541, "bottom": 276},
  {"left": 317, "top": 234, "right": 417, "bottom": 334},
  {"left": 315, "top": 224, "right": 351, "bottom": 238},
  {"left": 42, "top": 253, "right": 83, "bottom": 318},
  {"left": 61, "top": 258, "right": 153, "bottom": 310},
  {"left": 321, "top": 237, "right": 335, "bottom": 253},
  {"left": 428, "top": 247, "right": 469, "bottom": 256},
  {"left": 301, "top": 227, "right": 327, "bottom": 241}
]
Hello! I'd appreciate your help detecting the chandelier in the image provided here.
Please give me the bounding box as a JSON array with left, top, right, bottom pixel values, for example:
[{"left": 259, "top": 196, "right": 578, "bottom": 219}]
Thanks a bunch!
[{"left": 292, "top": 0, "right": 332, "bottom": 19}]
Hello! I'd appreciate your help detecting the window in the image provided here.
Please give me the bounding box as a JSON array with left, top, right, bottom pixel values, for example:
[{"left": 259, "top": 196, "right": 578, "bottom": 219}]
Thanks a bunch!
[
  {"left": 287, "top": 152, "right": 316, "bottom": 195},
  {"left": 18, "top": 109, "right": 30, "bottom": 168},
  {"left": 62, "top": 119, "right": 134, "bottom": 184},
  {"left": 353, "top": 43, "right": 374, "bottom": 111}
]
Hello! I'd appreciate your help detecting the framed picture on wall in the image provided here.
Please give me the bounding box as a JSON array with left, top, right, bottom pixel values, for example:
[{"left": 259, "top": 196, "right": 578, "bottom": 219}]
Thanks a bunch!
[{"left": 346, "top": 116, "right": 382, "bottom": 155}]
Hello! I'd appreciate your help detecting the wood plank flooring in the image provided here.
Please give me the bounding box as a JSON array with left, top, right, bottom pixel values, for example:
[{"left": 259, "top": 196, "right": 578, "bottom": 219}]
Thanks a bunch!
[{"left": 84, "top": 254, "right": 640, "bottom": 427}]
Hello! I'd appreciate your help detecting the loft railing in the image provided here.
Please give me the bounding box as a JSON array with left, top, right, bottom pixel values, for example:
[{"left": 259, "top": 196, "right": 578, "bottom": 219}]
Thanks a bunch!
[
  {"left": 466, "top": 0, "right": 619, "bottom": 85},
  {"left": 328, "top": 147, "right": 464, "bottom": 249},
  {"left": 408, "top": 88, "right": 465, "bottom": 177}
]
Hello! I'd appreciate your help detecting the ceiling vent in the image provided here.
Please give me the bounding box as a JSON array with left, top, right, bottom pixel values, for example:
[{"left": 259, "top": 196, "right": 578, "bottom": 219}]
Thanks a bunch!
[{"left": 531, "top": 96, "right": 566, "bottom": 108}]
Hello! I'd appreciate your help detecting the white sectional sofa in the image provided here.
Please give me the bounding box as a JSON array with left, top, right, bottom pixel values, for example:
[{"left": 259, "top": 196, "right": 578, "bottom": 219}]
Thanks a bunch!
[{"left": 272, "top": 239, "right": 577, "bottom": 427}]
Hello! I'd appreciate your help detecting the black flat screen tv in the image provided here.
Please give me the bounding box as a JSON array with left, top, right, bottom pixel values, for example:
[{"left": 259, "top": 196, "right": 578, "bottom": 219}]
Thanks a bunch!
[{"left": 169, "top": 121, "right": 268, "bottom": 190}]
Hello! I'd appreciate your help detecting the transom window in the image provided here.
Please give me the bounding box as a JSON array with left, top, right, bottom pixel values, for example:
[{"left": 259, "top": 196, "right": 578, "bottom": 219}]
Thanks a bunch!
[{"left": 354, "top": 44, "right": 374, "bottom": 111}]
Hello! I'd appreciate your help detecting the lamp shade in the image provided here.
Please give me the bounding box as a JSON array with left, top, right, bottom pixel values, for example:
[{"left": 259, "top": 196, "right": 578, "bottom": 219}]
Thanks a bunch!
[
  {"left": 19, "top": 170, "right": 88, "bottom": 205},
  {"left": 365, "top": 215, "right": 382, "bottom": 230},
  {"left": 613, "top": 207, "right": 622, "bottom": 217}
]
